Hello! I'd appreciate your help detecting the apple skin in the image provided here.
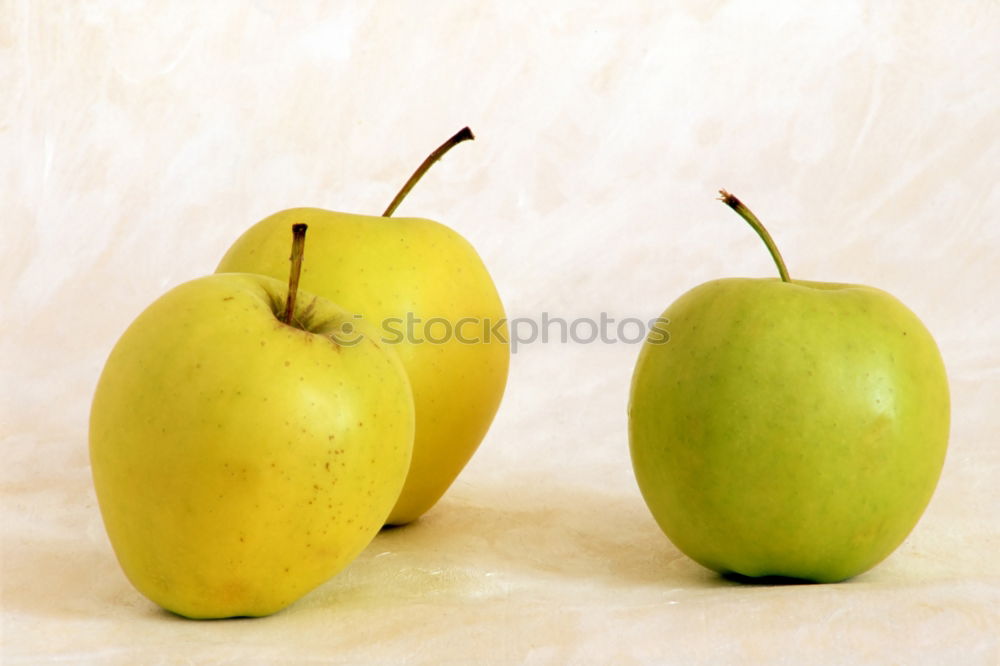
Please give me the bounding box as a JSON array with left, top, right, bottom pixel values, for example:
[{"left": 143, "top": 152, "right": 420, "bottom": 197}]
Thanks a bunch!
[
  {"left": 217, "top": 209, "right": 509, "bottom": 524},
  {"left": 628, "top": 277, "right": 950, "bottom": 582},
  {"left": 89, "top": 272, "right": 414, "bottom": 618}
]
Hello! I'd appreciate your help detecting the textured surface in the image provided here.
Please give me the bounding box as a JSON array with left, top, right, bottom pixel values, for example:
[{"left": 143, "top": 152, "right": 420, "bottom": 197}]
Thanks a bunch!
[{"left": 2, "top": 2, "right": 998, "bottom": 663}]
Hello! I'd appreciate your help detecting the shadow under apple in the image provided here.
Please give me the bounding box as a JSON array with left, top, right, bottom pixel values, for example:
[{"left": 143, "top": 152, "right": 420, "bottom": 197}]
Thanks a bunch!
[{"left": 304, "top": 473, "right": 724, "bottom": 611}]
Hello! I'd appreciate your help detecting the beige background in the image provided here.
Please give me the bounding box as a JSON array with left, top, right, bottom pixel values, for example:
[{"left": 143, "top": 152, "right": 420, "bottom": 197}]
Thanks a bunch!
[{"left": 2, "top": 1, "right": 998, "bottom": 663}]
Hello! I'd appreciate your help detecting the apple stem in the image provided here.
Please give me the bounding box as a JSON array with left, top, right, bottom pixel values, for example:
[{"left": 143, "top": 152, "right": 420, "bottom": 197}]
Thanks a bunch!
[
  {"left": 382, "top": 126, "right": 475, "bottom": 217},
  {"left": 281, "top": 224, "right": 308, "bottom": 325},
  {"left": 719, "top": 189, "right": 791, "bottom": 282}
]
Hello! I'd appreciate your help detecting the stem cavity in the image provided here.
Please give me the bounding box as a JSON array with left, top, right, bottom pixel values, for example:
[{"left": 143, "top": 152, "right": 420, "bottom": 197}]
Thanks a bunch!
[
  {"left": 719, "top": 189, "right": 791, "bottom": 282},
  {"left": 382, "top": 126, "right": 475, "bottom": 217}
]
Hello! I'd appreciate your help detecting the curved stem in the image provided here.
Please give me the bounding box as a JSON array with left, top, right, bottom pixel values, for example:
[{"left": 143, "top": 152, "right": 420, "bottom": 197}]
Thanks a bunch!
[
  {"left": 281, "top": 223, "right": 308, "bottom": 325},
  {"left": 382, "top": 127, "right": 475, "bottom": 217},
  {"left": 719, "top": 189, "right": 791, "bottom": 282}
]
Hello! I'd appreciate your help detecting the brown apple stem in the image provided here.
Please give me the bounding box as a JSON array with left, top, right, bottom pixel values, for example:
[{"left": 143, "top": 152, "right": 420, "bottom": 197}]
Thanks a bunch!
[
  {"left": 281, "top": 223, "right": 308, "bottom": 325},
  {"left": 719, "top": 189, "right": 791, "bottom": 282},
  {"left": 382, "top": 126, "right": 475, "bottom": 217}
]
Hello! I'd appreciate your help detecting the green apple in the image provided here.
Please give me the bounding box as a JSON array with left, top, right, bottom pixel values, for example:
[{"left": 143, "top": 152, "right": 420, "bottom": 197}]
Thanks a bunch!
[
  {"left": 628, "top": 191, "right": 950, "bottom": 582},
  {"left": 216, "top": 128, "right": 509, "bottom": 525},
  {"left": 89, "top": 225, "right": 415, "bottom": 618}
]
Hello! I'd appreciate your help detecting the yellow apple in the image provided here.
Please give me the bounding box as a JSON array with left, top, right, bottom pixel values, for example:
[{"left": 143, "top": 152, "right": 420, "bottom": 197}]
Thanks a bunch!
[
  {"left": 90, "top": 253, "right": 414, "bottom": 617},
  {"left": 628, "top": 192, "right": 950, "bottom": 582},
  {"left": 216, "top": 129, "right": 508, "bottom": 524}
]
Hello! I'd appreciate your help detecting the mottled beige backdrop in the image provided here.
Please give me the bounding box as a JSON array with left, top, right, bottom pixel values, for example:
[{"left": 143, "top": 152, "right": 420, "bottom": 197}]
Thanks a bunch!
[{"left": 2, "top": 1, "right": 998, "bottom": 663}]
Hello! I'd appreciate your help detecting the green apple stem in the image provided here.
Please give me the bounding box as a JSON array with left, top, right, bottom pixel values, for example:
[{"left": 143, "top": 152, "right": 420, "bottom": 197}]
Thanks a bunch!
[
  {"left": 382, "top": 126, "right": 475, "bottom": 217},
  {"left": 719, "top": 189, "right": 791, "bottom": 283},
  {"left": 281, "top": 224, "right": 308, "bottom": 325}
]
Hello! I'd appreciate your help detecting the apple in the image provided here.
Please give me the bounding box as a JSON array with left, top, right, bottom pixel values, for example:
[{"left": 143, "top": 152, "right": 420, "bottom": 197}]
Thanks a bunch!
[
  {"left": 216, "top": 128, "right": 508, "bottom": 525},
  {"left": 628, "top": 191, "right": 950, "bottom": 582},
  {"left": 89, "top": 225, "right": 415, "bottom": 618}
]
